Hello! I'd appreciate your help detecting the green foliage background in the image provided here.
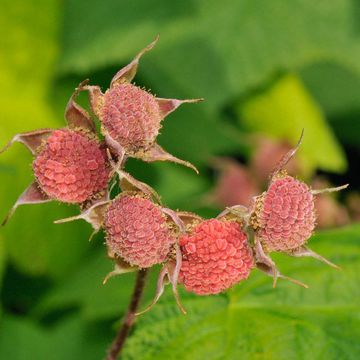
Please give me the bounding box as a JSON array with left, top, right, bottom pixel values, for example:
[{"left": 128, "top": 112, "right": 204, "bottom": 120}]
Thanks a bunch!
[{"left": 0, "top": 0, "right": 359, "bottom": 359}]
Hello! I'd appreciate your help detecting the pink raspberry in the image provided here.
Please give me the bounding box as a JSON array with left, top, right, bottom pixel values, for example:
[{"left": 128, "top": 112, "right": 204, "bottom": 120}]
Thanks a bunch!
[
  {"left": 101, "top": 83, "right": 162, "bottom": 152},
  {"left": 33, "top": 129, "right": 109, "bottom": 203},
  {"left": 81, "top": 37, "right": 201, "bottom": 173},
  {"left": 179, "top": 219, "right": 254, "bottom": 295},
  {"left": 104, "top": 194, "right": 175, "bottom": 268},
  {"left": 252, "top": 175, "right": 316, "bottom": 251}
]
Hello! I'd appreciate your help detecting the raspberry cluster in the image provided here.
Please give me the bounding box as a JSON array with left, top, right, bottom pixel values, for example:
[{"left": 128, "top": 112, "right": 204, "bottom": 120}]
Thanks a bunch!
[{"left": 1, "top": 38, "right": 347, "bottom": 314}]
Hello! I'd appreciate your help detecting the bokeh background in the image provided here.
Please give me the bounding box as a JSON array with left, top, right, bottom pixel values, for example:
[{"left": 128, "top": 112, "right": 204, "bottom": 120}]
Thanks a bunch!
[{"left": 1, "top": 0, "right": 360, "bottom": 359}]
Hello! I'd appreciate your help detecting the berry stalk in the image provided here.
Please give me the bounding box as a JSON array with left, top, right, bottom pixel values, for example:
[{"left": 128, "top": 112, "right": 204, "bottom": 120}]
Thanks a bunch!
[{"left": 105, "top": 269, "right": 148, "bottom": 360}]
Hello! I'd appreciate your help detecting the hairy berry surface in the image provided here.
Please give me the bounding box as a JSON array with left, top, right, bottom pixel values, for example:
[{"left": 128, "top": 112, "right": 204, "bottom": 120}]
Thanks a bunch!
[
  {"left": 101, "top": 83, "right": 162, "bottom": 152},
  {"left": 255, "top": 176, "right": 316, "bottom": 251},
  {"left": 33, "top": 129, "right": 109, "bottom": 203},
  {"left": 104, "top": 195, "right": 174, "bottom": 268},
  {"left": 179, "top": 219, "right": 254, "bottom": 295}
]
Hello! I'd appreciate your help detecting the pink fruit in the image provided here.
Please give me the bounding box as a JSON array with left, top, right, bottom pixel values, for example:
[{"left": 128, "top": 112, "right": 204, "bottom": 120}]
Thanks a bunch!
[
  {"left": 33, "top": 129, "right": 109, "bottom": 203},
  {"left": 251, "top": 175, "right": 316, "bottom": 251},
  {"left": 179, "top": 219, "right": 254, "bottom": 295},
  {"left": 101, "top": 82, "right": 162, "bottom": 153},
  {"left": 104, "top": 194, "right": 176, "bottom": 268},
  {"left": 80, "top": 37, "right": 201, "bottom": 173},
  {"left": 247, "top": 131, "right": 347, "bottom": 285},
  {"left": 0, "top": 84, "right": 110, "bottom": 225}
]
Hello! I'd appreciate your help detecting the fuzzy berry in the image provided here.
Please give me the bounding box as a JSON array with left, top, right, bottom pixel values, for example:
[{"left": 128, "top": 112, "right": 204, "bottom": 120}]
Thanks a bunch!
[
  {"left": 33, "top": 129, "right": 109, "bottom": 203},
  {"left": 252, "top": 175, "right": 316, "bottom": 251},
  {"left": 101, "top": 83, "right": 162, "bottom": 152},
  {"left": 179, "top": 219, "right": 254, "bottom": 295},
  {"left": 104, "top": 194, "right": 175, "bottom": 268}
]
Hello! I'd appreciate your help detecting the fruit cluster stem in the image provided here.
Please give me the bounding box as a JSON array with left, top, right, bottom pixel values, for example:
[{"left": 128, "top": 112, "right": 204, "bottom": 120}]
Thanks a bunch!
[{"left": 105, "top": 269, "right": 148, "bottom": 360}]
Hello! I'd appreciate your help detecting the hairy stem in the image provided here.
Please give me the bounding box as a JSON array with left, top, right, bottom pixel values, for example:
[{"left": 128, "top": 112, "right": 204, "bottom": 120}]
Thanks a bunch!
[{"left": 105, "top": 269, "right": 148, "bottom": 360}]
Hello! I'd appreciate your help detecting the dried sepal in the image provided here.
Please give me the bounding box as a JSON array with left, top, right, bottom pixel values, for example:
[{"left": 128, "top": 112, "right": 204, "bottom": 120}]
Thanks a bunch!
[
  {"left": 216, "top": 204, "right": 250, "bottom": 222},
  {"left": 110, "top": 35, "right": 159, "bottom": 87},
  {"left": 256, "top": 262, "right": 309, "bottom": 289},
  {"left": 254, "top": 238, "right": 308, "bottom": 288},
  {"left": 269, "top": 129, "right": 304, "bottom": 180},
  {"left": 169, "top": 244, "right": 186, "bottom": 314},
  {"left": 287, "top": 245, "right": 341, "bottom": 270},
  {"left": 311, "top": 184, "right": 349, "bottom": 195},
  {"left": 2, "top": 181, "right": 51, "bottom": 225},
  {"left": 175, "top": 211, "right": 203, "bottom": 226},
  {"left": 104, "top": 133, "right": 126, "bottom": 166},
  {"left": 119, "top": 170, "right": 161, "bottom": 202},
  {"left": 103, "top": 258, "right": 138, "bottom": 285},
  {"left": 54, "top": 200, "right": 110, "bottom": 231},
  {"left": 65, "top": 80, "right": 96, "bottom": 132},
  {"left": 161, "top": 208, "right": 187, "bottom": 232},
  {"left": 136, "top": 244, "right": 186, "bottom": 316},
  {"left": 106, "top": 148, "right": 161, "bottom": 202},
  {"left": 80, "top": 84, "right": 104, "bottom": 119},
  {"left": 135, "top": 265, "right": 168, "bottom": 316},
  {"left": 0, "top": 129, "right": 53, "bottom": 155},
  {"left": 156, "top": 97, "right": 204, "bottom": 119},
  {"left": 142, "top": 143, "right": 199, "bottom": 174}
]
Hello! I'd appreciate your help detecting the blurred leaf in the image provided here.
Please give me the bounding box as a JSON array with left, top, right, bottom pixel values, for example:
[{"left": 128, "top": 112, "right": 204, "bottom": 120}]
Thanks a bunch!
[
  {"left": 34, "top": 250, "right": 133, "bottom": 320},
  {"left": 239, "top": 74, "right": 347, "bottom": 175},
  {"left": 35, "top": 249, "right": 158, "bottom": 321},
  {"left": 0, "top": 1, "right": 93, "bottom": 280},
  {"left": 122, "top": 224, "right": 360, "bottom": 359},
  {"left": 301, "top": 62, "right": 360, "bottom": 117},
  {"left": 0, "top": 315, "right": 50, "bottom": 359},
  {"left": 57, "top": 0, "right": 360, "bottom": 167},
  {"left": 0, "top": 315, "right": 111, "bottom": 360},
  {"left": 301, "top": 62, "right": 360, "bottom": 147},
  {"left": 60, "top": 0, "right": 360, "bottom": 110},
  {"left": 156, "top": 106, "right": 242, "bottom": 166},
  {"left": 2, "top": 203, "right": 92, "bottom": 279},
  {"left": 0, "top": 238, "right": 6, "bottom": 288}
]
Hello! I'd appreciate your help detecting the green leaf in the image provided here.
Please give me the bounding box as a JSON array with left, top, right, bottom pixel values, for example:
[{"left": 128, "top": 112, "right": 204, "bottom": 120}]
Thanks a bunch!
[
  {"left": 0, "top": 315, "right": 111, "bottom": 360},
  {"left": 34, "top": 249, "right": 133, "bottom": 320},
  {"left": 59, "top": 0, "right": 360, "bottom": 110},
  {"left": 0, "top": 238, "right": 6, "bottom": 289},
  {"left": 57, "top": 0, "right": 360, "bottom": 166},
  {"left": 238, "top": 74, "right": 347, "bottom": 175},
  {"left": 122, "top": 224, "right": 360, "bottom": 359},
  {"left": 301, "top": 62, "right": 360, "bottom": 147},
  {"left": 35, "top": 249, "right": 158, "bottom": 321},
  {"left": 0, "top": 315, "right": 50, "bottom": 359}
]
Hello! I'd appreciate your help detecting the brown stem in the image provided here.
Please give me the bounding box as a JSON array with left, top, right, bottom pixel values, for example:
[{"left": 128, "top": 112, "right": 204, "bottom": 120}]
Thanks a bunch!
[{"left": 105, "top": 269, "right": 148, "bottom": 360}]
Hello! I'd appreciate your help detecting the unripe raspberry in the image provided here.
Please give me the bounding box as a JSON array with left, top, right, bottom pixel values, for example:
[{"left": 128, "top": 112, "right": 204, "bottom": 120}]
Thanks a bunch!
[
  {"left": 101, "top": 83, "right": 162, "bottom": 152},
  {"left": 251, "top": 175, "right": 316, "bottom": 252},
  {"left": 179, "top": 219, "right": 254, "bottom": 295},
  {"left": 33, "top": 129, "right": 109, "bottom": 203},
  {"left": 211, "top": 158, "right": 259, "bottom": 208},
  {"left": 104, "top": 194, "right": 175, "bottom": 268}
]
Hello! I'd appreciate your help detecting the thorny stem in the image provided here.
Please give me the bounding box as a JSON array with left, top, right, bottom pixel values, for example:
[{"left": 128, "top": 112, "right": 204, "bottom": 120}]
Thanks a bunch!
[{"left": 105, "top": 269, "right": 148, "bottom": 360}]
